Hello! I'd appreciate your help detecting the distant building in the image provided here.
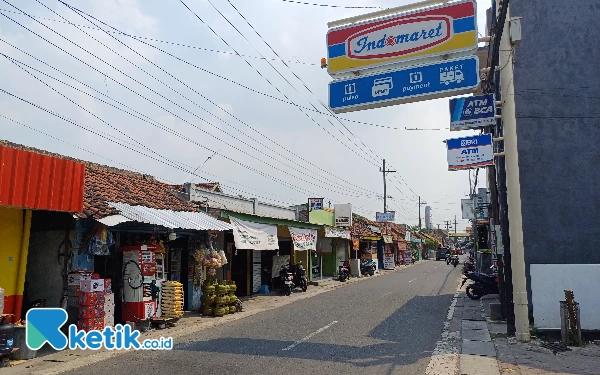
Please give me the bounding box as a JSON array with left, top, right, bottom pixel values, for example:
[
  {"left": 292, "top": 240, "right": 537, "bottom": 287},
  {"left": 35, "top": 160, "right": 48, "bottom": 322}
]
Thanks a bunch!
[{"left": 424, "top": 206, "right": 432, "bottom": 230}]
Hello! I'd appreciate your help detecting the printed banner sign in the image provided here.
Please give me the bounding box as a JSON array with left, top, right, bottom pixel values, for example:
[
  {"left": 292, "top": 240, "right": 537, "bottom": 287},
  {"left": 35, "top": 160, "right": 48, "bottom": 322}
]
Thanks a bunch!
[
  {"left": 352, "top": 238, "right": 360, "bottom": 251},
  {"left": 308, "top": 198, "right": 324, "bottom": 211},
  {"left": 376, "top": 211, "right": 396, "bottom": 222},
  {"left": 230, "top": 218, "right": 279, "bottom": 250},
  {"left": 325, "top": 226, "right": 351, "bottom": 239},
  {"left": 450, "top": 94, "right": 496, "bottom": 131},
  {"left": 447, "top": 133, "right": 494, "bottom": 170},
  {"left": 383, "top": 253, "right": 395, "bottom": 270},
  {"left": 326, "top": 0, "right": 478, "bottom": 75},
  {"left": 289, "top": 227, "right": 317, "bottom": 251}
]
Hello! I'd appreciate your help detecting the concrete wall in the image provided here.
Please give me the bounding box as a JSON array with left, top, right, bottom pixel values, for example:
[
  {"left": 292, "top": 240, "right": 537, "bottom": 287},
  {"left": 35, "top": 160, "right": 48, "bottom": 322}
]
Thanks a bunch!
[
  {"left": 510, "top": 0, "right": 600, "bottom": 317},
  {"left": 24, "top": 230, "right": 76, "bottom": 308}
]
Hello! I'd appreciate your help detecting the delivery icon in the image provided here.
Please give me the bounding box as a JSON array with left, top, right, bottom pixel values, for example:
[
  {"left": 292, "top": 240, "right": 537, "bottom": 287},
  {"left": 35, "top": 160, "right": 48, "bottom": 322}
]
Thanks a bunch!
[{"left": 372, "top": 77, "right": 393, "bottom": 97}]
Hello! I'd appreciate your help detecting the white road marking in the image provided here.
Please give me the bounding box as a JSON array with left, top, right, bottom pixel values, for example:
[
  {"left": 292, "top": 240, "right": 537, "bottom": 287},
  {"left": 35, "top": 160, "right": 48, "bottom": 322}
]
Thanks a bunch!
[
  {"left": 282, "top": 321, "right": 338, "bottom": 351},
  {"left": 409, "top": 278, "right": 417, "bottom": 283},
  {"left": 425, "top": 282, "right": 462, "bottom": 375}
]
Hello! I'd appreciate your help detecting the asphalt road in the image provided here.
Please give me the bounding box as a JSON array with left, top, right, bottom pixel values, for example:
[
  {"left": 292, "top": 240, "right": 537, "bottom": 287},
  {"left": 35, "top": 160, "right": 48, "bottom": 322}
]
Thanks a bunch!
[{"left": 63, "top": 260, "right": 462, "bottom": 375}]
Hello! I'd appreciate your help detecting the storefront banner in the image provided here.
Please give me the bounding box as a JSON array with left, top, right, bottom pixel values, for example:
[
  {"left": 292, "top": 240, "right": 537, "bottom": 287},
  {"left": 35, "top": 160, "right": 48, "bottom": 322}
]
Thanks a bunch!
[
  {"left": 271, "top": 255, "right": 290, "bottom": 279},
  {"left": 352, "top": 238, "right": 360, "bottom": 251},
  {"left": 289, "top": 227, "right": 317, "bottom": 251},
  {"left": 324, "top": 226, "right": 351, "bottom": 239},
  {"left": 230, "top": 218, "right": 279, "bottom": 250},
  {"left": 383, "top": 235, "right": 393, "bottom": 244},
  {"left": 383, "top": 253, "right": 395, "bottom": 270}
]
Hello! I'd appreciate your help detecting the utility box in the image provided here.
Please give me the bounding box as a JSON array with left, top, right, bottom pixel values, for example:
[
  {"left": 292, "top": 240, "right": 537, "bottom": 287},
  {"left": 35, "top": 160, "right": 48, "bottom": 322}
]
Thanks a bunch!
[{"left": 510, "top": 17, "right": 523, "bottom": 46}]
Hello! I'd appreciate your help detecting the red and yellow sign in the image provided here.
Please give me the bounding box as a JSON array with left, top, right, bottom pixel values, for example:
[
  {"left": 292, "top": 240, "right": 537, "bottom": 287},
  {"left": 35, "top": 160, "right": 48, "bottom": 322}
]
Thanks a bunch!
[{"left": 326, "top": 0, "right": 477, "bottom": 75}]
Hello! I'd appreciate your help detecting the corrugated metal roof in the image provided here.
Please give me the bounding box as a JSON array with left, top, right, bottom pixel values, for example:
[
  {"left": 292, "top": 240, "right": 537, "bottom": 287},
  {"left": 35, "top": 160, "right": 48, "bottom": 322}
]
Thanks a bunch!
[
  {"left": 106, "top": 202, "right": 233, "bottom": 231},
  {"left": 0, "top": 145, "right": 85, "bottom": 212}
]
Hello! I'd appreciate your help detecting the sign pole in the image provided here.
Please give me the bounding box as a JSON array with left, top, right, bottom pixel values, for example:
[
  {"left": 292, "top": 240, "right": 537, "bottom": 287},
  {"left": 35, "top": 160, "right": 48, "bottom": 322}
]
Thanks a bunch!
[{"left": 498, "top": 1, "right": 530, "bottom": 342}]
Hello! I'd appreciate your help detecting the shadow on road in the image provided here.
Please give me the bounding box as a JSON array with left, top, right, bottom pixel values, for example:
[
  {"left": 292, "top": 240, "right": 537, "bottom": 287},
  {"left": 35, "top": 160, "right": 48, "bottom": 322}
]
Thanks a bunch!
[{"left": 175, "top": 294, "right": 454, "bottom": 369}]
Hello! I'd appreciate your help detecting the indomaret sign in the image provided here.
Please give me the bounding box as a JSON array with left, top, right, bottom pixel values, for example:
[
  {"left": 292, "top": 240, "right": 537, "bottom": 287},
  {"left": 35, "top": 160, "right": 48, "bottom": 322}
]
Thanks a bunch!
[{"left": 326, "top": 0, "right": 477, "bottom": 76}]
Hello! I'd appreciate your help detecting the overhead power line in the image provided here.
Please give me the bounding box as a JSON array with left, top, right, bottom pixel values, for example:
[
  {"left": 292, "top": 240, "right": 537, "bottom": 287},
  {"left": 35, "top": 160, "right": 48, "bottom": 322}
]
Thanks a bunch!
[
  {"left": 0, "top": 7, "right": 317, "bottom": 65},
  {"left": 19, "top": 5, "right": 399, "bottom": 132},
  {"left": 178, "top": 0, "right": 380, "bottom": 169},
  {"left": 0, "top": 92, "right": 300, "bottom": 206},
  {"left": 33, "top": 1, "right": 379, "bottom": 200},
  {"left": 278, "top": 0, "right": 382, "bottom": 8},
  {"left": 218, "top": 0, "right": 423, "bottom": 209}
]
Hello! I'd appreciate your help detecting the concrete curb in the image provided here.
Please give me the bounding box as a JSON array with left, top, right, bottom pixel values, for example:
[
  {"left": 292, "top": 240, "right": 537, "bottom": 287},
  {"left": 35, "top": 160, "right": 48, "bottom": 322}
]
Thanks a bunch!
[{"left": 4, "top": 262, "right": 425, "bottom": 375}]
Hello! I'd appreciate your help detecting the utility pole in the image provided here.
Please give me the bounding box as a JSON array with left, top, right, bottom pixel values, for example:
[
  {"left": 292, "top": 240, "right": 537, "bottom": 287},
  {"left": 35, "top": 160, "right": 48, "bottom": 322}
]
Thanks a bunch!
[
  {"left": 418, "top": 196, "right": 427, "bottom": 229},
  {"left": 437, "top": 224, "right": 440, "bottom": 230},
  {"left": 444, "top": 220, "right": 452, "bottom": 232},
  {"left": 498, "top": 0, "right": 530, "bottom": 342},
  {"left": 454, "top": 215, "right": 458, "bottom": 233},
  {"left": 380, "top": 159, "right": 396, "bottom": 213},
  {"left": 328, "top": 200, "right": 331, "bottom": 208}
]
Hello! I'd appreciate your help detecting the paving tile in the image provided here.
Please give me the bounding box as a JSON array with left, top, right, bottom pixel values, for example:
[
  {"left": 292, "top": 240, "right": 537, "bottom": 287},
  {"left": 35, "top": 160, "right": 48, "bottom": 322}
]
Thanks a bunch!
[
  {"left": 462, "top": 320, "right": 488, "bottom": 330},
  {"left": 462, "top": 328, "right": 492, "bottom": 341},
  {"left": 461, "top": 339, "right": 497, "bottom": 357}
]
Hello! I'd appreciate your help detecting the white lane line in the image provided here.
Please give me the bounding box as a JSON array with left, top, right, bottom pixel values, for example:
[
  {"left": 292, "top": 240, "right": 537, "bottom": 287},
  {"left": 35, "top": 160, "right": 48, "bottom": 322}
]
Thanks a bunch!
[
  {"left": 409, "top": 277, "right": 417, "bottom": 283},
  {"left": 282, "top": 321, "right": 338, "bottom": 351}
]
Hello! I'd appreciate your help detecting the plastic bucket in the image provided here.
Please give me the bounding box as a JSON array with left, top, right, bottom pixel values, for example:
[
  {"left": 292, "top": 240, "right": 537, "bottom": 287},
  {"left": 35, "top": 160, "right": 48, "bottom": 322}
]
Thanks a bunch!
[{"left": 11, "top": 327, "right": 37, "bottom": 360}]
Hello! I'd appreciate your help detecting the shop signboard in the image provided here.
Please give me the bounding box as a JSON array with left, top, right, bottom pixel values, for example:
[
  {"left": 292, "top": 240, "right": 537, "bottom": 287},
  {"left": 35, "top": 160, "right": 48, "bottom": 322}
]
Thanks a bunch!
[
  {"left": 334, "top": 203, "right": 353, "bottom": 227},
  {"left": 383, "top": 235, "right": 393, "bottom": 244},
  {"left": 405, "top": 231, "right": 411, "bottom": 242},
  {"left": 325, "top": 226, "right": 351, "bottom": 239},
  {"left": 476, "top": 188, "right": 489, "bottom": 219},
  {"left": 461, "top": 198, "right": 474, "bottom": 219},
  {"left": 325, "top": 0, "right": 478, "bottom": 76},
  {"left": 289, "top": 227, "right": 317, "bottom": 251},
  {"left": 376, "top": 211, "right": 396, "bottom": 222},
  {"left": 383, "top": 253, "right": 395, "bottom": 270},
  {"left": 308, "top": 198, "right": 324, "bottom": 211},
  {"left": 450, "top": 94, "right": 496, "bottom": 131},
  {"left": 446, "top": 133, "right": 494, "bottom": 170},
  {"left": 230, "top": 218, "right": 279, "bottom": 250},
  {"left": 329, "top": 55, "right": 480, "bottom": 114}
]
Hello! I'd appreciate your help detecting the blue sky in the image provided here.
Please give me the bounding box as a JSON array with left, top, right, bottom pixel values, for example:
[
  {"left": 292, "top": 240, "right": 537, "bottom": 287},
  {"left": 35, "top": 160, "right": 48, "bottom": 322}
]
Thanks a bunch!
[{"left": 0, "top": 0, "right": 491, "bottom": 229}]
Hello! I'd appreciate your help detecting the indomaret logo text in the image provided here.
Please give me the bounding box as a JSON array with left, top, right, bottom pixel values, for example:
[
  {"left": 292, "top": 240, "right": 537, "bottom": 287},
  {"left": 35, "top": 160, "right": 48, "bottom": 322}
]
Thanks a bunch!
[{"left": 347, "top": 16, "right": 452, "bottom": 60}]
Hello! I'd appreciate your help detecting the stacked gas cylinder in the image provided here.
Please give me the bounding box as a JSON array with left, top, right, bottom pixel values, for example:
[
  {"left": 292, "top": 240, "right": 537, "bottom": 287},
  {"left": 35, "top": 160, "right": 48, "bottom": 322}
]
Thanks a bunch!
[{"left": 160, "top": 281, "right": 183, "bottom": 319}]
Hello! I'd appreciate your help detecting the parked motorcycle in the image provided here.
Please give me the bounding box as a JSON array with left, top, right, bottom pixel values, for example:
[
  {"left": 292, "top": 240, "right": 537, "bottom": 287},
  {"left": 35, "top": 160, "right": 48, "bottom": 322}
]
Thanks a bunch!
[
  {"left": 294, "top": 263, "right": 308, "bottom": 292},
  {"left": 279, "top": 265, "right": 295, "bottom": 296},
  {"left": 338, "top": 263, "right": 351, "bottom": 282},
  {"left": 462, "top": 257, "right": 475, "bottom": 274},
  {"left": 461, "top": 269, "right": 499, "bottom": 300},
  {"left": 360, "top": 258, "right": 376, "bottom": 276}
]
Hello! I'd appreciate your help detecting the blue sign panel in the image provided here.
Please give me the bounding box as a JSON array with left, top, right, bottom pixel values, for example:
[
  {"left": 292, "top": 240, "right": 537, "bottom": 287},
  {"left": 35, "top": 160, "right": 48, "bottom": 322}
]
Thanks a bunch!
[
  {"left": 446, "top": 134, "right": 494, "bottom": 171},
  {"left": 329, "top": 56, "right": 479, "bottom": 114},
  {"left": 449, "top": 94, "right": 496, "bottom": 131}
]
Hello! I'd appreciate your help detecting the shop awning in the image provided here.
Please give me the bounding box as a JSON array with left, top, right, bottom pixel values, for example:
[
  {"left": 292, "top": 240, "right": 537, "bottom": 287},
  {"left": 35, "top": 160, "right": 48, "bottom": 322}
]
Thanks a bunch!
[{"left": 98, "top": 202, "right": 233, "bottom": 231}]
